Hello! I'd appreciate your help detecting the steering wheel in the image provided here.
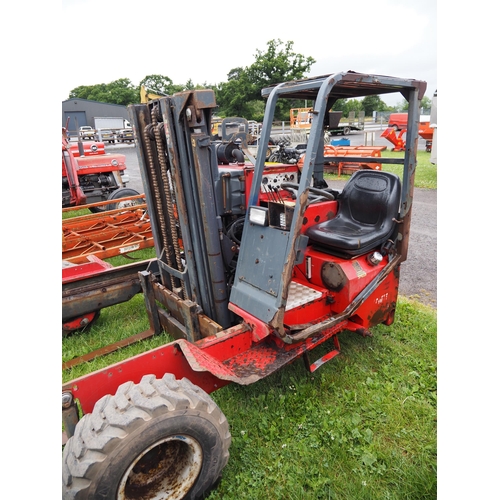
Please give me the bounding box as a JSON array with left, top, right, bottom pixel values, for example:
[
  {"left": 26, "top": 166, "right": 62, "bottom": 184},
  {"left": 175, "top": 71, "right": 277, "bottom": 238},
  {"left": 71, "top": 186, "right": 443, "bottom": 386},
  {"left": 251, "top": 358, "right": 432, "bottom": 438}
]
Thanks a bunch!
[{"left": 280, "top": 182, "right": 338, "bottom": 203}]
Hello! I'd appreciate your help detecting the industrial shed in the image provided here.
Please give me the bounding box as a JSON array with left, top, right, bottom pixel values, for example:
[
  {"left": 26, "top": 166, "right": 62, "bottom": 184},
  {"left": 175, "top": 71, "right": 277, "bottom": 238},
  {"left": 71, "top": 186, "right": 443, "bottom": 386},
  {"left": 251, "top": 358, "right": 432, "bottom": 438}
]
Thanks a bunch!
[{"left": 62, "top": 98, "right": 129, "bottom": 134}]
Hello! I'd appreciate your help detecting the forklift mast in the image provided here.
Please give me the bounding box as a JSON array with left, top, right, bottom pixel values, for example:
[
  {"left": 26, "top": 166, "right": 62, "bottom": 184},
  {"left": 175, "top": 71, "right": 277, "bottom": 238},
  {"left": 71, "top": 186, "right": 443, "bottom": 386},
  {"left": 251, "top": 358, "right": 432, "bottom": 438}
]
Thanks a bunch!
[{"left": 129, "top": 91, "right": 232, "bottom": 331}]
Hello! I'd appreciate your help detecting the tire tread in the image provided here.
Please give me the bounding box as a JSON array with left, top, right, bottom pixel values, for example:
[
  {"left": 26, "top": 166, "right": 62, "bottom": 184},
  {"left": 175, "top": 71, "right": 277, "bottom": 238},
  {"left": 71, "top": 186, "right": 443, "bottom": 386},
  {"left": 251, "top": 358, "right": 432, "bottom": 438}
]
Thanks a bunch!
[{"left": 62, "top": 374, "right": 230, "bottom": 499}]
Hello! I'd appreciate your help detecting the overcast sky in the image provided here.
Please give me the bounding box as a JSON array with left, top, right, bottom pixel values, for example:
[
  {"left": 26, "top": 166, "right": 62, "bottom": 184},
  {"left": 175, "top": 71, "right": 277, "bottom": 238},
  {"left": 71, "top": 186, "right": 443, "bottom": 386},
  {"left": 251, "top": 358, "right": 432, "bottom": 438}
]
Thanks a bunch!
[{"left": 61, "top": 0, "right": 436, "bottom": 107}]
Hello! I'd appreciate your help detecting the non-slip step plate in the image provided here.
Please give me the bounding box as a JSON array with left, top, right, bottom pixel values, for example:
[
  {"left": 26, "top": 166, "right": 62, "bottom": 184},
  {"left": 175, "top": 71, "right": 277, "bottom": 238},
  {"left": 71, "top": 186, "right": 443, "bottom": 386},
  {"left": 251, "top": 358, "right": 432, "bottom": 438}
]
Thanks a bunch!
[{"left": 285, "top": 281, "right": 323, "bottom": 311}]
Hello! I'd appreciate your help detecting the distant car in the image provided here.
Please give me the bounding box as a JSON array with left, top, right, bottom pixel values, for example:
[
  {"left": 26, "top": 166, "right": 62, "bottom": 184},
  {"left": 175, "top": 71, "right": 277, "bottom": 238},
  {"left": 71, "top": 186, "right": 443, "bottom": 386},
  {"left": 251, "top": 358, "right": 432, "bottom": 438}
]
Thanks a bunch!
[
  {"left": 387, "top": 113, "right": 408, "bottom": 131},
  {"left": 97, "top": 129, "right": 116, "bottom": 143},
  {"left": 79, "top": 126, "right": 95, "bottom": 140},
  {"left": 117, "top": 128, "right": 134, "bottom": 143}
]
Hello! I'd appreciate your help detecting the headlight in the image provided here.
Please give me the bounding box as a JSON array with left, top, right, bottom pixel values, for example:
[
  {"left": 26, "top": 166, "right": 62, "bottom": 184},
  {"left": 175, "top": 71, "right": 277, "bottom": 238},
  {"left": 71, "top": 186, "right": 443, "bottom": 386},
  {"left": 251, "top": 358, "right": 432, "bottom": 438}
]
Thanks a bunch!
[{"left": 248, "top": 206, "right": 268, "bottom": 226}]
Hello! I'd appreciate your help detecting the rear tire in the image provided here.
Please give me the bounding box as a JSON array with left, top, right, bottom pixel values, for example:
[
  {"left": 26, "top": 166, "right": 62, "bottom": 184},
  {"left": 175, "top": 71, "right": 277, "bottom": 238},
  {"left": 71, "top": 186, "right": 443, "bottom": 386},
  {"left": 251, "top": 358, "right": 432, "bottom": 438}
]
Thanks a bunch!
[
  {"left": 88, "top": 185, "right": 139, "bottom": 214},
  {"left": 107, "top": 187, "right": 144, "bottom": 210},
  {"left": 62, "top": 374, "right": 231, "bottom": 499}
]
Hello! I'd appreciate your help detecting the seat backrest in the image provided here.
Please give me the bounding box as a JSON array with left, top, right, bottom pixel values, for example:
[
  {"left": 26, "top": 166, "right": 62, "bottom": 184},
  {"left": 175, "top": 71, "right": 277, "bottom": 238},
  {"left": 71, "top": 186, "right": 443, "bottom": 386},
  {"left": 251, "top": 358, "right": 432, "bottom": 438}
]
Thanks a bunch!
[
  {"left": 340, "top": 170, "right": 401, "bottom": 227},
  {"left": 305, "top": 170, "right": 401, "bottom": 257}
]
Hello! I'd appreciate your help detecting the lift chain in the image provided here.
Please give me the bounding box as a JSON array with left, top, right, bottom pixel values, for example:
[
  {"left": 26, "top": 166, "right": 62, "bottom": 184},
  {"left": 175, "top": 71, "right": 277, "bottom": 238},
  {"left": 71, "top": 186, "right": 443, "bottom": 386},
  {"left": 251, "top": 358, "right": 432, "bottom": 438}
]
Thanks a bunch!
[
  {"left": 151, "top": 104, "right": 187, "bottom": 299},
  {"left": 142, "top": 109, "right": 177, "bottom": 292}
]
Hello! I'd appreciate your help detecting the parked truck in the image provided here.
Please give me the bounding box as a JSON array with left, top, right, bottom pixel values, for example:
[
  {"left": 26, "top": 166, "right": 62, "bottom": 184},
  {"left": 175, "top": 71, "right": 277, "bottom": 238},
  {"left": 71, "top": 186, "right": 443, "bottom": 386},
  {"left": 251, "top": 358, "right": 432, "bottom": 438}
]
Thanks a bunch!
[{"left": 94, "top": 117, "right": 131, "bottom": 132}]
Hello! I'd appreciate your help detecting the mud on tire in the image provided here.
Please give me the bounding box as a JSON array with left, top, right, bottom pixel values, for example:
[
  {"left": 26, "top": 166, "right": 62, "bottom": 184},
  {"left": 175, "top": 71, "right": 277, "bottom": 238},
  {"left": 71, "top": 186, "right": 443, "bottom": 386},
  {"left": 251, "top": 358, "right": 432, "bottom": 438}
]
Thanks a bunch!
[{"left": 62, "top": 374, "right": 231, "bottom": 499}]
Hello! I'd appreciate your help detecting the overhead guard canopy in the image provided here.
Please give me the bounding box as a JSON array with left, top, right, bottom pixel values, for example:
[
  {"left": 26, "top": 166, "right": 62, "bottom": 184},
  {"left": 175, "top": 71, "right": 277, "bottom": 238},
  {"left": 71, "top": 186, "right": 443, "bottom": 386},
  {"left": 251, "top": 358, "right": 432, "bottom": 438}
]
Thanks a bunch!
[{"left": 260, "top": 70, "right": 427, "bottom": 102}]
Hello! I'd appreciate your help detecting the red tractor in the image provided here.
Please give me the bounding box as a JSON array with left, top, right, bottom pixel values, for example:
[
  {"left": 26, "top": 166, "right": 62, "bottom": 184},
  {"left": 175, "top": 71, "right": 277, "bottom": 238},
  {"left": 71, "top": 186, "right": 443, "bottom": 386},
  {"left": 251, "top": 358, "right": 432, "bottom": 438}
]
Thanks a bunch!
[
  {"left": 62, "top": 124, "right": 139, "bottom": 212},
  {"left": 62, "top": 71, "right": 426, "bottom": 499}
]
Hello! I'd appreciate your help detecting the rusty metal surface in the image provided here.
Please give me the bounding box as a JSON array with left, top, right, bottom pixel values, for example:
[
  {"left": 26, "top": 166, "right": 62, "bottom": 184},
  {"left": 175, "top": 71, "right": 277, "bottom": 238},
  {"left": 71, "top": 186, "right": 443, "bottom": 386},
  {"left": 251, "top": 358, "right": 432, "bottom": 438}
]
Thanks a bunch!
[
  {"left": 119, "top": 437, "right": 202, "bottom": 499},
  {"left": 261, "top": 71, "right": 427, "bottom": 102},
  {"left": 175, "top": 322, "right": 345, "bottom": 385},
  {"left": 62, "top": 259, "right": 157, "bottom": 321},
  {"left": 62, "top": 329, "right": 155, "bottom": 370},
  {"left": 62, "top": 202, "right": 153, "bottom": 264}
]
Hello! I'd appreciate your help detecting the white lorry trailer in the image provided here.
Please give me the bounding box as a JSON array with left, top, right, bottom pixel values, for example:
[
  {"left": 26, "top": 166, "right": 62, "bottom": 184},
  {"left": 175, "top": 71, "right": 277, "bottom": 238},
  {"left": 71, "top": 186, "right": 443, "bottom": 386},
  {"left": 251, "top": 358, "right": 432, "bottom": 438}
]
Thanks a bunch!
[{"left": 93, "top": 117, "right": 131, "bottom": 132}]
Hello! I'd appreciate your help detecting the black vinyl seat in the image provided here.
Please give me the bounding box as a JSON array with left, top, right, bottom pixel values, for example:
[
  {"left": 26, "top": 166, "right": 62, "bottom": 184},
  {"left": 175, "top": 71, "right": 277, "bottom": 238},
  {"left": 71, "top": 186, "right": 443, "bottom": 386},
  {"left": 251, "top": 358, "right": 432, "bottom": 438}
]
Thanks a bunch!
[{"left": 305, "top": 170, "right": 401, "bottom": 257}]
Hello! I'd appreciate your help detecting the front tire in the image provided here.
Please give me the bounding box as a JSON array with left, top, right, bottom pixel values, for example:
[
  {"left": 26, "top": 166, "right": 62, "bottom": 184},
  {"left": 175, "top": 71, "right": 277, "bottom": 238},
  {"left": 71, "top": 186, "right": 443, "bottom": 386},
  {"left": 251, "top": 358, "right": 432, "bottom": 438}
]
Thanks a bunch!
[{"left": 62, "top": 374, "right": 231, "bottom": 499}]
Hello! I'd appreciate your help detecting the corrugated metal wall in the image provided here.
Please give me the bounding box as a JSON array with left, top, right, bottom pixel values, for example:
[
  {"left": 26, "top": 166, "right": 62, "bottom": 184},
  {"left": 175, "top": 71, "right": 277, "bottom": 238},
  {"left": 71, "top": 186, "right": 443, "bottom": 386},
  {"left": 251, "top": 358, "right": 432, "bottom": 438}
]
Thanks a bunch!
[{"left": 62, "top": 99, "right": 129, "bottom": 133}]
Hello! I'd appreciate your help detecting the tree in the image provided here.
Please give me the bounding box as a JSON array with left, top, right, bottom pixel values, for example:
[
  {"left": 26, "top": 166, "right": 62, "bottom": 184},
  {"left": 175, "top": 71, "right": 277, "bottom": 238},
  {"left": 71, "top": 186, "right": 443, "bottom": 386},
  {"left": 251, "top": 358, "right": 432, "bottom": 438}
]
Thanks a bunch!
[
  {"left": 215, "top": 40, "right": 316, "bottom": 121},
  {"left": 360, "top": 95, "right": 387, "bottom": 115},
  {"left": 139, "top": 75, "right": 184, "bottom": 96},
  {"left": 68, "top": 78, "right": 139, "bottom": 106},
  {"left": 421, "top": 96, "right": 432, "bottom": 110},
  {"left": 247, "top": 40, "right": 316, "bottom": 121},
  {"left": 345, "top": 99, "right": 363, "bottom": 117},
  {"left": 214, "top": 68, "right": 254, "bottom": 118},
  {"left": 331, "top": 99, "right": 348, "bottom": 113},
  {"left": 65, "top": 40, "right": 315, "bottom": 119},
  {"left": 247, "top": 39, "right": 316, "bottom": 97},
  {"left": 397, "top": 95, "right": 432, "bottom": 112}
]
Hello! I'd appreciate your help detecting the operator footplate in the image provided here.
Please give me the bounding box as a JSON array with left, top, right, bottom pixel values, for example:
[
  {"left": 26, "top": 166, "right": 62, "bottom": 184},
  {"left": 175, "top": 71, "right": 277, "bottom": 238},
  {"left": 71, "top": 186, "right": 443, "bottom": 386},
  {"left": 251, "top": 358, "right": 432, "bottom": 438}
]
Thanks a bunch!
[
  {"left": 283, "top": 280, "right": 328, "bottom": 327},
  {"left": 285, "top": 281, "right": 323, "bottom": 311}
]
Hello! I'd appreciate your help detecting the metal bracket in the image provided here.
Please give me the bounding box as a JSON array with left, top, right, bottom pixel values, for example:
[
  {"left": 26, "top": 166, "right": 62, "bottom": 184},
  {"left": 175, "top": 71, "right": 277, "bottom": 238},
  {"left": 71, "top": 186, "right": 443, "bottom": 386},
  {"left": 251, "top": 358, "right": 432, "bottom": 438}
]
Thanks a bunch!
[{"left": 302, "top": 335, "right": 341, "bottom": 373}]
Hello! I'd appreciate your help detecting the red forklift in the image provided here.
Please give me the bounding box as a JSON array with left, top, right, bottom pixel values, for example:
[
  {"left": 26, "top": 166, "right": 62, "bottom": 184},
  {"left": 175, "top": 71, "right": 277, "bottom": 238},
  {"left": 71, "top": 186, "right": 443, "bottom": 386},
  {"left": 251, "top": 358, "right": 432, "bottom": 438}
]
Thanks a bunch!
[{"left": 62, "top": 71, "right": 426, "bottom": 499}]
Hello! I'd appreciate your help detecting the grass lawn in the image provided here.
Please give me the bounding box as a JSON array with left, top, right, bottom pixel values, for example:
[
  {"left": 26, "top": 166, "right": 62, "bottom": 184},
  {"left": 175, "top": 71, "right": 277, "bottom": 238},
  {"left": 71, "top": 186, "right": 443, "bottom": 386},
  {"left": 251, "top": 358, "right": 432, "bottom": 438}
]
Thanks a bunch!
[
  {"left": 62, "top": 295, "right": 437, "bottom": 499},
  {"left": 209, "top": 297, "right": 437, "bottom": 500},
  {"left": 325, "top": 150, "right": 437, "bottom": 190}
]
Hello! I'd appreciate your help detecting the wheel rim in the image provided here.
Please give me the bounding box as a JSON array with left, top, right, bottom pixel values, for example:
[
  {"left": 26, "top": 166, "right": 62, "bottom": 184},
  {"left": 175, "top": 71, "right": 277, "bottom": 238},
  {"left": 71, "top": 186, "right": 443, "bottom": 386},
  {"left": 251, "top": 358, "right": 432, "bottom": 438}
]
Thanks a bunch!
[
  {"left": 113, "top": 196, "right": 144, "bottom": 210},
  {"left": 115, "top": 199, "right": 138, "bottom": 209},
  {"left": 118, "top": 434, "right": 203, "bottom": 500},
  {"left": 62, "top": 310, "right": 100, "bottom": 336}
]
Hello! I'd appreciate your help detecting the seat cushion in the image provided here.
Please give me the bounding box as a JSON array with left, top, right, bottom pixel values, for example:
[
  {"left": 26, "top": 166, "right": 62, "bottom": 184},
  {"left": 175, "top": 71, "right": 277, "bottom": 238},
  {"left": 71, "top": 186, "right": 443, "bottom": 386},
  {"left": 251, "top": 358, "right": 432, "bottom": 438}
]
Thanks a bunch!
[{"left": 305, "top": 171, "right": 401, "bottom": 257}]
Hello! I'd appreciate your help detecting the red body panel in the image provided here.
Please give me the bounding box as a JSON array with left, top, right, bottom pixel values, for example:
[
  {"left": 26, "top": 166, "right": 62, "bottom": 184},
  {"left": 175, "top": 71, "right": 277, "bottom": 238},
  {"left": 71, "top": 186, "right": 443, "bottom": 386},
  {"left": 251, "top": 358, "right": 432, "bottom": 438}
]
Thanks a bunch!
[
  {"left": 63, "top": 141, "right": 126, "bottom": 177},
  {"left": 62, "top": 131, "right": 86, "bottom": 206},
  {"left": 244, "top": 163, "right": 300, "bottom": 203},
  {"left": 69, "top": 142, "right": 106, "bottom": 156},
  {"left": 62, "top": 256, "right": 113, "bottom": 284},
  {"left": 300, "top": 200, "right": 338, "bottom": 232},
  {"left": 381, "top": 127, "right": 406, "bottom": 151},
  {"left": 64, "top": 319, "right": 352, "bottom": 414},
  {"left": 69, "top": 153, "right": 126, "bottom": 175},
  {"left": 418, "top": 121, "right": 433, "bottom": 141}
]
